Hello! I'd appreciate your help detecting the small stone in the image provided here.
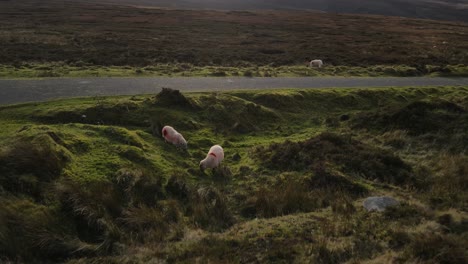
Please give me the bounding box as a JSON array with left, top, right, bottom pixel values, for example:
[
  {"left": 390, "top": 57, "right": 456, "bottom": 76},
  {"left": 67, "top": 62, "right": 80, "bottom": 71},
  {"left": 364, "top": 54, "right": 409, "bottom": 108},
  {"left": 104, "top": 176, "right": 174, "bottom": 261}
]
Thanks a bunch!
[{"left": 363, "top": 196, "right": 399, "bottom": 212}]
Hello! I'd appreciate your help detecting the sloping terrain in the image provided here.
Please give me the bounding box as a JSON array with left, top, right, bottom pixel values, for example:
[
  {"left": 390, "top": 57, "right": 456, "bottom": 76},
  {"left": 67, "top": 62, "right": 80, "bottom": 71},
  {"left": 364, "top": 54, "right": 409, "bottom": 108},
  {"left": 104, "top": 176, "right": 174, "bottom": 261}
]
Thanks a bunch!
[{"left": 0, "top": 86, "right": 467, "bottom": 263}]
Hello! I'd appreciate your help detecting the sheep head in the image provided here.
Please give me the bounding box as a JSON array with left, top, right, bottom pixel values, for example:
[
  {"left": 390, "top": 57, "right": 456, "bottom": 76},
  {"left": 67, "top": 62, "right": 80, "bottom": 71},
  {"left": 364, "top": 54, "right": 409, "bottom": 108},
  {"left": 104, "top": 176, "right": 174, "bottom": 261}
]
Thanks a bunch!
[{"left": 199, "top": 160, "right": 206, "bottom": 171}]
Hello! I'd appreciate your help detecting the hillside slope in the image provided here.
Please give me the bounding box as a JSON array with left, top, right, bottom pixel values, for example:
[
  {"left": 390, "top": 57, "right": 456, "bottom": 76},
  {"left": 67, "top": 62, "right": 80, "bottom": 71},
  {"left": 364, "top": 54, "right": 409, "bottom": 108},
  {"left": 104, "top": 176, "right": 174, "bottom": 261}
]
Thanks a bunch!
[
  {"left": 0, "top": 86, "right": 467, "bottom": 262},
  {"left": 71, "top": 0, "right": 468, "bottom": 22}
]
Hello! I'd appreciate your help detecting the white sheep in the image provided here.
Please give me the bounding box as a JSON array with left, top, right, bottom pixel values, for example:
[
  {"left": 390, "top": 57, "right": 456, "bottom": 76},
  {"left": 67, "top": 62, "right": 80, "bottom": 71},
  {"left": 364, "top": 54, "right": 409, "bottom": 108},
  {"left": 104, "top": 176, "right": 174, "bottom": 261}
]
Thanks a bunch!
[
  {"left": 199, "top": 145, "right": 224, "bottom": 171},
  {"left": 309, "top": 59, "right": 323, "bottom": 68},
  {"left": 162, "top": 125, "right": 187, "bottom": 149}
]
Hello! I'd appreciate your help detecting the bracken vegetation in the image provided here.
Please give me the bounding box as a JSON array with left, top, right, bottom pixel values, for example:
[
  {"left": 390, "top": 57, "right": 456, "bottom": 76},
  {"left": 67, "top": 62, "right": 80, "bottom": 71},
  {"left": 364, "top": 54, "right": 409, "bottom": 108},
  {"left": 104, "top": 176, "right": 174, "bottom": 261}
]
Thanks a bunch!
[{"left": 0, "top": 86, "right": 467, "bottom": 263}]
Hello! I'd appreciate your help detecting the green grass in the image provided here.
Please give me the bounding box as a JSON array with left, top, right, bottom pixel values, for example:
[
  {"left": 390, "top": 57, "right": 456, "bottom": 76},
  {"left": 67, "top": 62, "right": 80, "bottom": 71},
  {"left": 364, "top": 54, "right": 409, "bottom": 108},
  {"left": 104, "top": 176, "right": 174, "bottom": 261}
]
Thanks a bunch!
[
  {"left": 0, "top": 86, "right": 467, "bottom": 263},
  {"left": 1, "top": 63, "right": 468, "bottom": 78}
]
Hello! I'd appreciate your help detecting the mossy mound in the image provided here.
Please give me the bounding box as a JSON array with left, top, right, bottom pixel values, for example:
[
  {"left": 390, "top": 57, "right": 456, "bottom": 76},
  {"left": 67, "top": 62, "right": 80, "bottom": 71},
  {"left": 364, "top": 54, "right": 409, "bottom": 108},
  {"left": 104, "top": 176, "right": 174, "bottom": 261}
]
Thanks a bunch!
[
  {"left": 154, "top": 88, "right": 197, "bottom": 109},
  {"left": 197, "top": 93, "right": 280, "bottom": 134},
  {"left": 35, "top": 100, "right": 144, "bottom": 126},
  {"left": 354, "top": 100, "right": 467, "bottom": 135},
  {"left": 0, "top": 197, "right": 83, "bottom": 262},
  {"left": 254, "top": 133, "right": 413, "bottom": 185},
  {"left": 0, "top": 132, "right": 72, "bottom": 198},
  {"left": 242, "top": 171, "right": 366, "bottom": 219},
  {"left": 250, "top": 91, "right": 306, "bottom": 111}
]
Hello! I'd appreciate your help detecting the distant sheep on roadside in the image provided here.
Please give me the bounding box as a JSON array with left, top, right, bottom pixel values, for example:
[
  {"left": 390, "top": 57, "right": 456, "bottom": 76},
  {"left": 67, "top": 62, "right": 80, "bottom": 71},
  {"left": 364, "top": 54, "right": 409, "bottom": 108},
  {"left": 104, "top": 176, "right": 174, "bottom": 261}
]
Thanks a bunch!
[
  {"left": 309, "top": 59, "right": 323, "bottom": 68},
  {"left": 200, "top": 145, "right": 224, "bottom": 171},
  {"left": 162, "top": 125, "right": 187, "bottom": 149}
]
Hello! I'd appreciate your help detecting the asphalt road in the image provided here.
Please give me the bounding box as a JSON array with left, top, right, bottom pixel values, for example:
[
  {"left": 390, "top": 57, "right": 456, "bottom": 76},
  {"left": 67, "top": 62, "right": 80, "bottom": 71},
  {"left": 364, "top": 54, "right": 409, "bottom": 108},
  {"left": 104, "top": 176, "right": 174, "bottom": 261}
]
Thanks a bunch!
[{"left": 1, "top": 77, "right": 468, "bottom": 105}]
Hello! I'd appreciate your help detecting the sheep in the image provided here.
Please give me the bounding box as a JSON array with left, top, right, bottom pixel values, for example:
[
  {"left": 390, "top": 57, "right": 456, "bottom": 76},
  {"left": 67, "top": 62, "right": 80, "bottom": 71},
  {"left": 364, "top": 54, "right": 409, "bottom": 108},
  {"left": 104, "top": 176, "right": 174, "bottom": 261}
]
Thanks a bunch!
[
  {"left": 199, "top": 145, "right": 224, "bottom": 172},
  {"left": 309, "top": 59, "right": 323, "bottom": 68},
  {"left": 162, "top": 125, "right": 187, "bottom": 149}
]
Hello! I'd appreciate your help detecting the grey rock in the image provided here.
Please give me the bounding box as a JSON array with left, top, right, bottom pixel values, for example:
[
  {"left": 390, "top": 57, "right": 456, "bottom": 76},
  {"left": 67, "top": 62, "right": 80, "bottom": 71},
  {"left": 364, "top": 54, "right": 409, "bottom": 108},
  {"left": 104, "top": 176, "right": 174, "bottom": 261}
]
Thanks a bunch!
[{"left": 363, "top": 196, "right": 399, "bottom": 212}]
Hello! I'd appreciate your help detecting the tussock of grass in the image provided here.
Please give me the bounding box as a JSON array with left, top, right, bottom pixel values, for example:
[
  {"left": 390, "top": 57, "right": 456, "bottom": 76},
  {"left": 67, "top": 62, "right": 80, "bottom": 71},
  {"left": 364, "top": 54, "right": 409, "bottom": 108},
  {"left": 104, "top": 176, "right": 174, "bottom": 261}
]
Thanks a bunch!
[
  {"left": 307, "top": 238, "right": 351, "bottom": 264},
  {"left": 165, "top": 173, "right": 191, "bottom": 201},
  {"left": 254, "top": 132, "right": 413, "bottom": 185},
  {"left": 354, "top": 99, "right": 467, "bottom": 136},
  {"left": 113, "top": 168, "right": 165, "bottom": 207},
  {"left": 427, "top": 154, "right": 468, "bottom": 210},
  {"left": 121, "top": 201, "right": 183, "bottom": 243},
  {"left": 56, "top": 179, "right": 124, "bottom": 232},
  {"left": 37, "top": 100, "right": 144, "bottom": 126},
  {"left": 383, "top": 203, "right": 431, "bottom": 226},
  {"left": 402, "top": 233, "right": 467, "bottom": 264},
  {"left": 190, "top": 186, "right": 234, "bottom": 231},
  {"left": 0, "top": 197, "right": 84, "bottom": 261},
  {"left": 249, "top": 91, "right": 307, "bottom": 111},
  {"left": 250, "top": 174, "right": 319, "bottom": 218},
  {"left": 242, "top": 168, "right": 366, "bottom": 218},
  {"left": 154, "top": 88, "right": 197, "bottom": 109},
  {"left": 0, "top": 133, "right": 72, "bottom": 198},
  {"left": 197, "top": 93, "right": 279, "bottom": 134}
]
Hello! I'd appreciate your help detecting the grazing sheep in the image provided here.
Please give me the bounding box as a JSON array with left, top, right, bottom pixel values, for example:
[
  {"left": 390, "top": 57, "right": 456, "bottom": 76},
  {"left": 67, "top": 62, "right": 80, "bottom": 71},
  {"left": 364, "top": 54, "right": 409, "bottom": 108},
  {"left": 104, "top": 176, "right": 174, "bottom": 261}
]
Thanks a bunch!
[
  {"left": 310, "top": 59, "right": 323, "bottom": 68},
  {"left": 200, "top": 145, "right": 224, "bottom": 171},
  {"left": 162, "top": 125, "right": 187, "bottom": 149}
]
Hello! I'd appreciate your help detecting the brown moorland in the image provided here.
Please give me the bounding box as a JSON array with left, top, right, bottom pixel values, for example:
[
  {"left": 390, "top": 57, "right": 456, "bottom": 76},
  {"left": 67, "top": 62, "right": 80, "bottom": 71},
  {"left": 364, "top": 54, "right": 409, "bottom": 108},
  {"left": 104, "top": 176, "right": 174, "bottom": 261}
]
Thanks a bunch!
[{"left": 0, "top": 0, "right": 467, "bottom": 68}]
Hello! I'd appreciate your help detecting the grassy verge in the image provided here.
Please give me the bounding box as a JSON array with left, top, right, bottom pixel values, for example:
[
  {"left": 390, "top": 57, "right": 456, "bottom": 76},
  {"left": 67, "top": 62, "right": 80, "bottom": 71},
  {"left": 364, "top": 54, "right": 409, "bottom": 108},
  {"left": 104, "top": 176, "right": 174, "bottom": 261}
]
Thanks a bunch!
[
  {"left": 0, "top": 86, "right": 467, "bottom": 263},
  {"left": 1, "top": 63, "right": 468, "bottom": 78}
]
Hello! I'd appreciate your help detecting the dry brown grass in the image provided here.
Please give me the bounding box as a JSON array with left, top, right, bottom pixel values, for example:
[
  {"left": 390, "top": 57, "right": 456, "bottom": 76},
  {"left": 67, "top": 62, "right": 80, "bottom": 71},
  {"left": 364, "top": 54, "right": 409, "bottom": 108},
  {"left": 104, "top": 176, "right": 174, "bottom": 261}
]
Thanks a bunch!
[{"left": 0, "top": 0, "right": 467, "bottom": 67}]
